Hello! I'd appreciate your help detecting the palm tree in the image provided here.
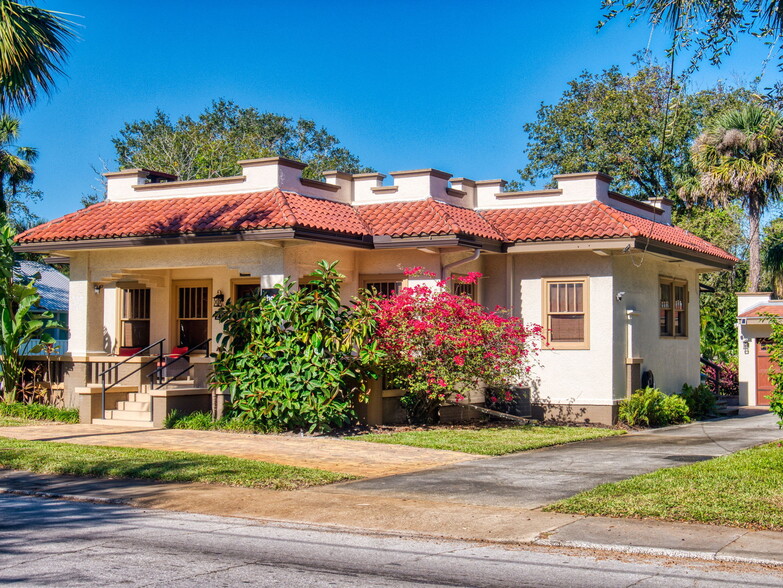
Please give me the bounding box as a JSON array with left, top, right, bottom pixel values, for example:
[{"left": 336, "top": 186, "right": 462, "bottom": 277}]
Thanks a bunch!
[
  {"left": 0, "top": 114, "right": 36, "bottom": 215},
  {"left": 0, "top": 0, "right": 76, "bottom": 113},
  {"left": 685, "top": 103, "right": 783, "bottom": 292}
]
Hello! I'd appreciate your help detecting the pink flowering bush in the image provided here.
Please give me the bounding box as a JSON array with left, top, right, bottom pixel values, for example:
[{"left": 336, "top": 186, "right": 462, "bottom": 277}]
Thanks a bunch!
[{"left": 368, "top": 269, "right": 543, "bottom": 424}]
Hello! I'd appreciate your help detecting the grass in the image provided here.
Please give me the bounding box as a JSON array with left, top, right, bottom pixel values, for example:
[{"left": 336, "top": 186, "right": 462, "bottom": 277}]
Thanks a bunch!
[
  {"left": 0, "top": 402, "right": 79, "bottom": 424},
  {"left": 0, "top": 437, "right": 354, "bottom": 490},
  {"left": 547, "top": 441, "right": 783, "bottom": 530},
  {"left": 349, "top": 425, "right": 624, "bottom": 456}
]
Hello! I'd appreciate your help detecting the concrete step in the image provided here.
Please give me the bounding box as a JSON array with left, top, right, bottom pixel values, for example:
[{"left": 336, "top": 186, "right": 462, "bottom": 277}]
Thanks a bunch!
[
  {"left": 115, "top": 401, "right": 150, "bottom": 411},
  {"left": 86, "top": 384, "right": 138, "bottom": 394},
  {"left": 103, "top": 409, "right": 151, "bottom": 421},
  {"left": 92, "top": 418, "right": 156, "bottom": 428},
  {"left": 127, "top": 393, "right": 152, "bottom": 402}
]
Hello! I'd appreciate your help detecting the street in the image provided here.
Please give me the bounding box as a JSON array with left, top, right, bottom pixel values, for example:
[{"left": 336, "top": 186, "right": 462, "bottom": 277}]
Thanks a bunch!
[{"left": 1, "top": 493, "right": 781, "bottom": 587}]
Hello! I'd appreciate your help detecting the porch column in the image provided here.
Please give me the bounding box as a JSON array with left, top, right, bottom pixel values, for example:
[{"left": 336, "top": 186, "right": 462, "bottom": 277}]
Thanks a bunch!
[
  {"left": 68, "top": 252, "right": 106, "bottom": 357},
  {"left": 625, "top": 308, "right": 642, "bottom": 397}
]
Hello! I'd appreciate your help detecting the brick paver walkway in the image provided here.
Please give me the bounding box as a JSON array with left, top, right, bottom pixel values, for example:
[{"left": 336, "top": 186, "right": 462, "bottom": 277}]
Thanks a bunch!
[{"left": 0, "top": 424, "right": 481, "bottom": 477}]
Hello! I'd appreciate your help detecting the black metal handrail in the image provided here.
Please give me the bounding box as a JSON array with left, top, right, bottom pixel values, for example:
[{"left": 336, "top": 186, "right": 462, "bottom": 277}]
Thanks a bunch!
[
  {"left": 700, "top": 356, "right": 723, "bottom": 395},
  {"left": 148, "top": 339, "right": 211, "bottom": 390},
  {"left": 101, "top": 339, "right": 165, "bottom": 419}
]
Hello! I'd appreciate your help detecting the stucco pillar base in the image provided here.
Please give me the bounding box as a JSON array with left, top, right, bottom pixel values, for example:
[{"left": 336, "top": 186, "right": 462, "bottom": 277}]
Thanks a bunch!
[{"left": 625, "top": 358, "right": 643, "bottom": 397}]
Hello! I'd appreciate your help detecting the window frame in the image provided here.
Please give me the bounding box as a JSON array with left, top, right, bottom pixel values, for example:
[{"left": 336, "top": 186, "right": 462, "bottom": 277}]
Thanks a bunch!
[
  {"left": 541, "top": 276, "right": 590, "bottom": 350},
  {"left": 659, "top": 276, "right": 688, "bottom": 339},
  {"left": 119, "top": 287, "right": 151, "bottom": 349},
  {"left": 171, "top": 280, "right": 212, "bottom": 352},
  {"left": 451, "top": 273, "right": 478, "bottom": 302},
  {"left": 360, "top": 274, "right": 408, "bottom": 297}
]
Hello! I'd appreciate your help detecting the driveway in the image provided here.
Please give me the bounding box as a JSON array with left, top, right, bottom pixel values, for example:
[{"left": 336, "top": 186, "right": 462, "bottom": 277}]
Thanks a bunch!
[{"left": 331, "top": 409, "right": 783, "bottom": 508}]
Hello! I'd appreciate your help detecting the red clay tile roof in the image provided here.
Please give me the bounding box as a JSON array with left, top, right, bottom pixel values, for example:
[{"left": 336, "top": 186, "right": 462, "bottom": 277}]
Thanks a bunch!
[
  {"left": 16, "top": 189, "right": 370, "bottom": 243},
  {"left": 356, "top": 198, "right": 503, "bottom": 240},
  {"left": 15, "top": 191, "right": 736, "bottom": 264},
  {"left": 739, "top": 304, "right": 783, "bottom": 318},
  {"left": 481, "top": 201, "right": 737, "bottom": 262}
]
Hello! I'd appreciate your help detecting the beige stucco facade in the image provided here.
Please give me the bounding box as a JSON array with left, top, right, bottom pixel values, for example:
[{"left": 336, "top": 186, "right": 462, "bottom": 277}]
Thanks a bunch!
[{"left": 20, "top": 158, "right": 733, "bottom": 426}]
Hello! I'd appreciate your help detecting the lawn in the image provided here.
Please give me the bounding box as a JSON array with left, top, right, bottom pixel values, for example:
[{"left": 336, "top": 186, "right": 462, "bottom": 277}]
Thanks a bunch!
[
  {"left": 350, "top": 425, "right": 624, "bottom": 456},
  {"left": 547, "top": 441, "right": 783, "bottom": 530},
  {"left": 0, "top": 437, "right": 354, "bottom": 490}
]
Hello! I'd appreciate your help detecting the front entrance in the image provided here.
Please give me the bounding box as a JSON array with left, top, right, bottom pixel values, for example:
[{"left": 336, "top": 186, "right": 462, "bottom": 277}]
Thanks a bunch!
[
  {"left": 172, "top": 280, "right": 211, "bottom": 349},
  {"left": 756, "top": 338, "right": 773, "bottom": 406}
]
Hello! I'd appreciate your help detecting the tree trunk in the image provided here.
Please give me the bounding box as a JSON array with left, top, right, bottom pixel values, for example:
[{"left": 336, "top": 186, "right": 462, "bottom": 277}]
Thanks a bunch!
[{"left": 748, "top": 197, "right": 762, "bottom": 292}]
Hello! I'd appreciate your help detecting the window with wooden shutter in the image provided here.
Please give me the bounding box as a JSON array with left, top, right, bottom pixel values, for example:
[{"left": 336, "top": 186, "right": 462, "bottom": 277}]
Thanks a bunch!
[
  {"left": 175, "top": 283, "right": 210, "bottom": 349},
  {"left": 660, "top": 277, "right": 687, "bottom": 338},
  {"left": 542, "top": 277, "right": 589, "bottom": 349},
  {"left": 120, "top": 288, "right": 150, "bottom": 348}
]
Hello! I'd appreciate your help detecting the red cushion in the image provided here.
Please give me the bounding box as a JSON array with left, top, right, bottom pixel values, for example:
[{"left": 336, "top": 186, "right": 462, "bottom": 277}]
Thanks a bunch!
[
  {"left": 118, "top": 347, "right": 142, "bottom": 357},
  {"left": 168, "top": 346, "right": 189, "bottom": 358}
]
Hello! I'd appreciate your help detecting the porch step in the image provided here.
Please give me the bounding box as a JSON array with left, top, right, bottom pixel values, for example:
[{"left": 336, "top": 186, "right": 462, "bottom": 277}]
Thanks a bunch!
[
  {"left": 103, "top": 409, "right": 151, "bottom": 421},
  {"left": 92, "top": 418, "right": 156, "bottom": 428},
  {"left": 127, "top": 392, "right": 152, "bottom": 403},
  {"left": 115, "top": 400, "right": 150, "bottom": 411}
]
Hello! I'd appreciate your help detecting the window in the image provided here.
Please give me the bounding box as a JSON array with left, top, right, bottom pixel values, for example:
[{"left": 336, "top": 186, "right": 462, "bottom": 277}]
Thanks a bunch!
[
  {"left": 660, "top": 278, "right": 687, "bottom": 337},
  {"left": 451, "top": 273, "right": 477, "bottom": 301},
  {"left": 175, "top": 283, "right": 210, "bottom": 348},
  {"left": 361, "top": 275, "right": 405, "bottom": 297},
  {"left": 234, "top": 282, "right": 260, "bottom": 301},
  {"left": 120, "top": 288, "right": 150, "bottom": 348},
  {"left": 543, "top": 277, "right": 589, "bottom": 349}
]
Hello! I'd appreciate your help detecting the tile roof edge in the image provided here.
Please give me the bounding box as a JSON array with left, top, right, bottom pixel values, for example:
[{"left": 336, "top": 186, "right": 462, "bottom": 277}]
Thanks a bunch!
[{"left": 271, "top": 189, "right": 298, "bottom": 227}]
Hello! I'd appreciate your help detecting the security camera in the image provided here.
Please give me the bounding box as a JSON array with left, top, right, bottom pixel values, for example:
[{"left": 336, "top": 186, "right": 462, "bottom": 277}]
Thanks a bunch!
[{"left": 616, "top": 292, "right": 625, "bottom": 301}]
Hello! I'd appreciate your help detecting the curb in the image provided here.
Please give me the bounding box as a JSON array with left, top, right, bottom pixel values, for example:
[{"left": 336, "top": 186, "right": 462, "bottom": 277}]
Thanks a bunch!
[
  {"left": 0, "top": 486, "right": 128, "bottom": 505},
  {"left": 535, "top": 538, "right": 783, "bottom": 568},
  {"left": 5, "top": 484, "right": 783, "bottom": 568}
]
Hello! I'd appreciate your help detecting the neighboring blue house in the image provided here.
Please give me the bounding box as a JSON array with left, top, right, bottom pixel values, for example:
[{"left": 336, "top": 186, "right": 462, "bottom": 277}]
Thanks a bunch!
[{"left": 15, "top": 260, "right": 69, "bottom": 355}]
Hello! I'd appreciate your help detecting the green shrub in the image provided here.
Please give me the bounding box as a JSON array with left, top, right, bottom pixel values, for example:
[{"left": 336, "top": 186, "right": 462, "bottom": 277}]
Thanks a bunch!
[
  {"left": 618, "top": 388, "right": 691, "bottom": 427},
  {"left": 210, "top": 261, "right": 379, "bottom": 433},
  {"left": 680, "top": 383, "right": 717, "bottom": 419},
  {"left": 0, "top": 402, "right": 79, "bottom": 423},
  {"left": 163, "top": 410, "right": 266, "bottom": 434}
]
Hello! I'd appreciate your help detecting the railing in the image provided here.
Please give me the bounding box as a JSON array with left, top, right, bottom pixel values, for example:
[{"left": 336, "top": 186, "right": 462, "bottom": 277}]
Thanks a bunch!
[
  {"left": 148, "top": 339, "right": 211, "bottom": 391},
  {"left": 100, "top": 339, "right": 165, "bottom": 419},
  {"left": 700, "top": 356, "right": 723, "bottom": 395}
]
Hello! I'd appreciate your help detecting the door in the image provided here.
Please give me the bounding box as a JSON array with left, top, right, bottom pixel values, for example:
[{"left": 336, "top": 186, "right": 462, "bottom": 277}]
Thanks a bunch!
[
  {"left": 756, "top": 338, "right": 773, "bottom": 406},
  {"left": 173, "top": 281, "right": 211, "bottom": 350}
]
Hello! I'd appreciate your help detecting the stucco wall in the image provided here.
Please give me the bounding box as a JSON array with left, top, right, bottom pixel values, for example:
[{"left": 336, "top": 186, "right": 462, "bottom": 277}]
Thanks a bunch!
[
  {"left": 514, "top": 251, "right": 616, "bottom": 407},
  {"left": 611, "top": 255, "right": 702, "bottom": 395}
]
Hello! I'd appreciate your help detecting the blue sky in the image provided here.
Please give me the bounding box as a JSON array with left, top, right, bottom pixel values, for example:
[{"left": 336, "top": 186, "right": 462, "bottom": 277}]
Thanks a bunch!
[{"left": 17, "top": 0, "right": 780, "bottom": 221}]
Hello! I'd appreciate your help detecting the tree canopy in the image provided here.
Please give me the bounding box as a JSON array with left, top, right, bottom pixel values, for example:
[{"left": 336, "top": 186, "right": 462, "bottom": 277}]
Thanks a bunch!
[
  {"left": 0, "top": 0, "right": 76, "bottom": 113},
  {"left": 516, "top": 62, "right": 751, "bottom": 201},
  {"left": 112, "top": 99, "right": 373, "bottom": 181},
  {"left": 599, "top": 0, "right": 783, "bottom": 73}
]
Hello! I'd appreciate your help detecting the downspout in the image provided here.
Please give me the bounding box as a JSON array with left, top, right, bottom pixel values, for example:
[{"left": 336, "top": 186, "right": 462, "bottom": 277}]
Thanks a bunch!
[
  {"left": 506, "top": 254, "right": 514, "bottom": 316},
  {"left": 440, "top": 249, "right": 481, "bottom": 281}
]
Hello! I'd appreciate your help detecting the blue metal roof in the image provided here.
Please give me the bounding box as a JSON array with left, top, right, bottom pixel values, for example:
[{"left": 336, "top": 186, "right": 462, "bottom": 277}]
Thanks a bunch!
[{"left": 13, "top": 260, "right": 69, "bottom": 313}]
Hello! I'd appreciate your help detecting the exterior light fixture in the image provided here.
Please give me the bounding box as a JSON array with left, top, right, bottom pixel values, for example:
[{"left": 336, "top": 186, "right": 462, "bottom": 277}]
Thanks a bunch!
[
  {"left": 213, "top": 290, "right": 225, "bottom": 308},
  {"left": 93, "top": 284, "right": 103, "bottom": 294}
]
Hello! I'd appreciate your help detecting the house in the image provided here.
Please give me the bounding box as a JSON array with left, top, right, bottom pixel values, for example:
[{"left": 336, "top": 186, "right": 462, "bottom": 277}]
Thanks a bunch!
[
  {"left": 737, "top": 293, "right": 783, "bottom": 407},
  {"left": 15, "top": 260, "right": 69, "bottom": 356},
  {"left": 14, "top": 157, "right": 736, "bottom": 427}
]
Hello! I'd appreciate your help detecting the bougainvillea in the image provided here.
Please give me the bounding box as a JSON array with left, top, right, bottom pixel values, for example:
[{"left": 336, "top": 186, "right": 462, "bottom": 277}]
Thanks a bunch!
[{"left": 369, "top": 269, "right": 543, "bottom": 424}]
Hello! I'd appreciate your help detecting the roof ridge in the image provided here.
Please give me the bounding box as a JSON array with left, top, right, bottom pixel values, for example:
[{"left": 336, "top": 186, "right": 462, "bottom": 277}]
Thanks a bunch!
[
  {"left": 475, "top": 209, "right": 508, "bottom": 241},
  {"left": 429, "top": 199, "right": 462, "bottom": 234},
  {"left": 271, "top": 188, "right": 298, "bottom": 226},
  {"left": 592, "top": 201, "right": 640, "bottom": 236}
]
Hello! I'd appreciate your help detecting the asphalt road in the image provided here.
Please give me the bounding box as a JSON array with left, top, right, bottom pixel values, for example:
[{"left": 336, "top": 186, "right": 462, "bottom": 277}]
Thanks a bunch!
[
  {"left": 1, "top": 494, "right": 781, "bottom": 587},
  {"left": 334, "top": 411, "right": 783, "bottom": 508}
]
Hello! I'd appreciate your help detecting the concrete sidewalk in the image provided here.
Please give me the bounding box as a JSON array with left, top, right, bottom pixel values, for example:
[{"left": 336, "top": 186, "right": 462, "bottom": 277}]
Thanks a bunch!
[{"left": 1, "top": 469, "right": 782, "bottom": 566}]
